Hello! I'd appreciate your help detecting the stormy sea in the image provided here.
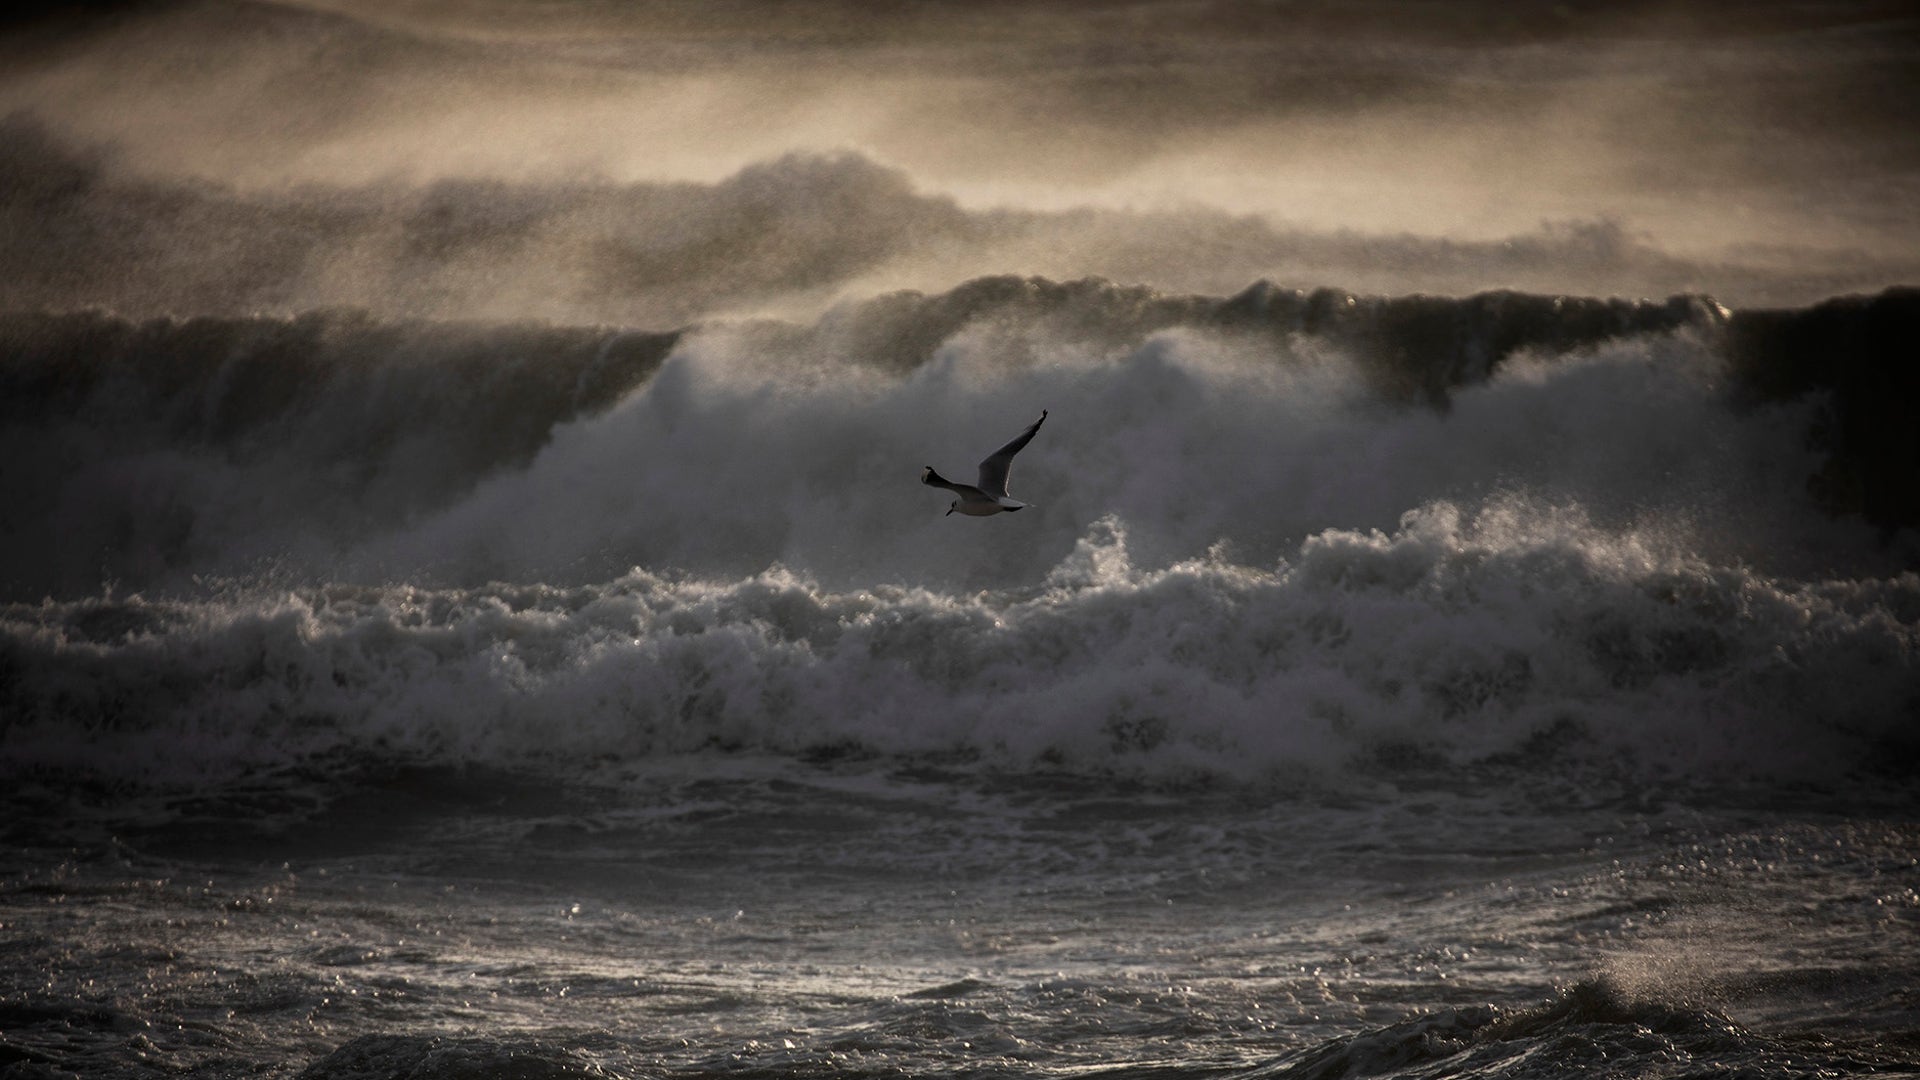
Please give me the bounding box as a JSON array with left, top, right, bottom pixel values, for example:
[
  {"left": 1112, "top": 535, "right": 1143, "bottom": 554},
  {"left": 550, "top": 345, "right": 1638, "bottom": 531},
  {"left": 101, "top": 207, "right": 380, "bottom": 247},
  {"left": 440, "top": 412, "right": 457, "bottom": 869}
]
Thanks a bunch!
[{"left": 3, "top": 2, "right": 1918, "bottom": 1078}]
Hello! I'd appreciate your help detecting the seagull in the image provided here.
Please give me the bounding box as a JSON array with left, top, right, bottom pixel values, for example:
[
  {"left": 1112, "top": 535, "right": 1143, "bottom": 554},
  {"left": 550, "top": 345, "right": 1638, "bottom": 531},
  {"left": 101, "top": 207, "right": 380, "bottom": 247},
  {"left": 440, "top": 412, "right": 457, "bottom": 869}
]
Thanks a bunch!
[{"left": 922, "top": 410, "right": 1048, "bottom": 516}]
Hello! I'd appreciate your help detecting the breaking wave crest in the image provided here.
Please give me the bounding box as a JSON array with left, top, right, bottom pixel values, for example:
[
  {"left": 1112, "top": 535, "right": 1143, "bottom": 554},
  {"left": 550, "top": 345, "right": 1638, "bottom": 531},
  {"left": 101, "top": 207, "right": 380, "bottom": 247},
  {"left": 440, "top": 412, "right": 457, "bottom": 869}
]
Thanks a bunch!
[
  {"left": 4, "top": 281, "right": 1915, "bottom": 601},
  {"left": 5, "top": 503, "right": 1913, "bottom": 790}
]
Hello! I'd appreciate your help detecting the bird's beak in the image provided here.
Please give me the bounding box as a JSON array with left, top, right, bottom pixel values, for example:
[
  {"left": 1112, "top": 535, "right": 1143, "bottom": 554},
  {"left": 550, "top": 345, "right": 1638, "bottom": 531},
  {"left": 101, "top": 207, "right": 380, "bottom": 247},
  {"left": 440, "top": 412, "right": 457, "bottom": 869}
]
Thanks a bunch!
[{"left": 946, "top": 505, "right": 956, "bottom": 516}]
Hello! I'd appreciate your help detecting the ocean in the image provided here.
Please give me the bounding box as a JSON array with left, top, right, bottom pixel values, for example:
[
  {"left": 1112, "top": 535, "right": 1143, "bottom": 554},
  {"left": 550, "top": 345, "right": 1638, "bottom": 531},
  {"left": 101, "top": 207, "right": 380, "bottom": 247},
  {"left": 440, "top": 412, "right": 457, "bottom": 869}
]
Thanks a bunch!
[{"left": 3, "top": 3, "right": 1918, "bottom": 1078}]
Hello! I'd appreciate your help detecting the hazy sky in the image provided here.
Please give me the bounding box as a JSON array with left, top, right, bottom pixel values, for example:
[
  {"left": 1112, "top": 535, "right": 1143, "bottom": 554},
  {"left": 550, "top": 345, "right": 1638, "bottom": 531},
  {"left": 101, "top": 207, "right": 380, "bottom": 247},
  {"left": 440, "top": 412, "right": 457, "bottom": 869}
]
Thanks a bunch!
[{"left": 3, "top": 0, "right": 1916, "bottom": 320}]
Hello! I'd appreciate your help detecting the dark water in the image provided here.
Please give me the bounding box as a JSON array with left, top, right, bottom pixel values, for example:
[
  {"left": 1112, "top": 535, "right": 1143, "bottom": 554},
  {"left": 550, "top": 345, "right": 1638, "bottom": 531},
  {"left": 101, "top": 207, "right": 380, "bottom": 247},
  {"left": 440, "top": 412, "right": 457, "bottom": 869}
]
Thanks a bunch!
[
  {"left": 5, "top": 771, "right": 1919, "bottom": 1078},
  {"left": 4, "top": 3, "right": 1920, "bottom": 1077}
]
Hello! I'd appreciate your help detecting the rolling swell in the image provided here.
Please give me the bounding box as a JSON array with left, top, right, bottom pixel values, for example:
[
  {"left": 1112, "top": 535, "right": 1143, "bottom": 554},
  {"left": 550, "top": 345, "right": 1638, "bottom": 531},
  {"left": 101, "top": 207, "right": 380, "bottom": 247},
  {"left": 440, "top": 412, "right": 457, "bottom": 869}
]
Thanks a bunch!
[
  {"left": 295, "top": 1034, "right": 605, "bottom": 1080},
  {"left": 0, "top": 308, "right": 677, "bottom": 599},
  {"left": 1725, "top": 287, "right": 1920, "bottom": 530},
  {"left": 1246, "top": 977, "right": 1878, "bottom": 1080},
  {"left": 282, "top": 980, "right": 1870, "bottom": 1080}
]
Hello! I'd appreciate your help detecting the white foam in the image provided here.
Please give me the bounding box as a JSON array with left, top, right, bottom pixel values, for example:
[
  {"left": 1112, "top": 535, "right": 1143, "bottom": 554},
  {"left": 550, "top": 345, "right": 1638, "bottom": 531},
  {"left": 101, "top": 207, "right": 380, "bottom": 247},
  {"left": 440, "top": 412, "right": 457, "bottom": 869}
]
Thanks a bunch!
[
  {"left": 344, "top": 319, "right": 1883, "bottom": 593},
  {"left": 5, "top": 497, "right": 1913, "bottom": 789}
]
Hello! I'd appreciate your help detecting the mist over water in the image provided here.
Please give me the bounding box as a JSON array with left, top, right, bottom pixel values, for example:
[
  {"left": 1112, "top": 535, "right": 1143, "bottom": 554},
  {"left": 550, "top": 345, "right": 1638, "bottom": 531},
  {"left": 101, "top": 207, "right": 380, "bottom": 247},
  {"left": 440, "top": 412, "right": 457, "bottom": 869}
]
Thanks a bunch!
[
  {"left": 2, "top": 4, "right": 1917, "bottom": 1079},
  {"left": 5, "top": 0, "right": 1920, "bottom": 320}
]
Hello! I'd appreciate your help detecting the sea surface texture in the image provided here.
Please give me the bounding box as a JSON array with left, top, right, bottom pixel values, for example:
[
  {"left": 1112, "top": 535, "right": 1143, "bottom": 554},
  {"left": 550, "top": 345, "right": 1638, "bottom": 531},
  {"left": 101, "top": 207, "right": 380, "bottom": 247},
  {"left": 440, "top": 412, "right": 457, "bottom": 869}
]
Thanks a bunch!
[{"left": 3, "top": 3, "right": 1917, "bottom": 1078}]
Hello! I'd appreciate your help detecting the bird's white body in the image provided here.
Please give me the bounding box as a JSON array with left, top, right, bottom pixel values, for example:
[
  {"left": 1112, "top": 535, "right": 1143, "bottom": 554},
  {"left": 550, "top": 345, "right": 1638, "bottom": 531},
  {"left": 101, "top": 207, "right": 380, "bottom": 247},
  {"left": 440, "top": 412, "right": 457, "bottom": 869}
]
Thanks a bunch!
[
  {"left": 947, "top": 494, "right": 1027, "bottom": 517},
  {"left": 922, "top": 410, "right": 1047, "bottom": 518}
]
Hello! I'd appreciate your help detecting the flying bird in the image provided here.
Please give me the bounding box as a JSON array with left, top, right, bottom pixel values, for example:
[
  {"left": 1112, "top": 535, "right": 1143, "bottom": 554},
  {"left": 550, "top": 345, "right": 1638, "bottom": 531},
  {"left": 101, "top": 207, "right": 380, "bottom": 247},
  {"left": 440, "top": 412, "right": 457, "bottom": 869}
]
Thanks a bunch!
[{"left": 922, "top": 410, "right": 1048, "bottom": 516}]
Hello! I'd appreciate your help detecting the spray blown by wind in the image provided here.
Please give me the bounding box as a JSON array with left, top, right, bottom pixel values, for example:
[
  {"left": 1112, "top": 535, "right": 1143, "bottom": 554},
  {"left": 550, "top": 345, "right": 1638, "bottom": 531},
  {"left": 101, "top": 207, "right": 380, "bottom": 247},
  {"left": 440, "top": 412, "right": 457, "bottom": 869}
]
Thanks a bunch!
[{"left": 3, "top": 0, "right": 1919, "bottom": 322}]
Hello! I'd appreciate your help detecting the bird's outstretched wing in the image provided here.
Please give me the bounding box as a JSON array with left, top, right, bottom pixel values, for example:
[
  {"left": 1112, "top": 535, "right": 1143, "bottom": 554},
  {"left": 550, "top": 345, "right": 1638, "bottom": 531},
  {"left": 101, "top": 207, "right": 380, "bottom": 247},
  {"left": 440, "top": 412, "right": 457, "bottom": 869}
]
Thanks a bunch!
[
  {"left": 975, "top": 409, "right": 1047, "bottom": 498},
  {"left": 921, "top": 466, "right": 974, "bottom": 495}
]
